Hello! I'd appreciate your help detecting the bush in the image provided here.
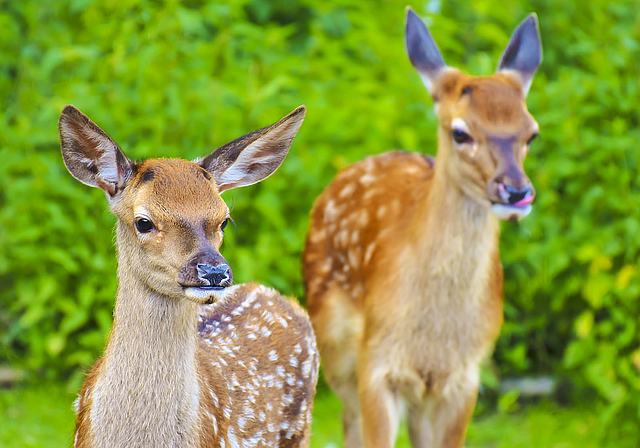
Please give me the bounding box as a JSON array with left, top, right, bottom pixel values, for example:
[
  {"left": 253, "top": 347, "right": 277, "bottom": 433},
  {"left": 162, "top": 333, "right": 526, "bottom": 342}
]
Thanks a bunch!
[{"left": 1, "top": 0, "right": 639, "bottom": 424}]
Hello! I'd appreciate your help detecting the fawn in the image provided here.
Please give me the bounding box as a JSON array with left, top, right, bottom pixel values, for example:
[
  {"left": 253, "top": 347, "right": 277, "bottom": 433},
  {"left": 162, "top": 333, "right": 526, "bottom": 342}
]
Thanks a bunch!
[
  {"left": 59, "top": 104, "right": 319, "bottom": 447},
  {"left": 302, "top": 8, "right": 541, "bottom": 448}
]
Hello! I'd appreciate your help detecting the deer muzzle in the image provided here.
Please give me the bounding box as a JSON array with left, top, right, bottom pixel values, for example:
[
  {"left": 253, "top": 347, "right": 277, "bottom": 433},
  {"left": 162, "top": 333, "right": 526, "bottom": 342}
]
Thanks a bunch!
[
  {"left": 196, "top": 262, "right": 233, "bottom": 288},
  {"left": 178, "top": 251, "right": 233, "bottom": 303},
  {"left": 489, "top": 172, "right": 535, "bottom": 221}
]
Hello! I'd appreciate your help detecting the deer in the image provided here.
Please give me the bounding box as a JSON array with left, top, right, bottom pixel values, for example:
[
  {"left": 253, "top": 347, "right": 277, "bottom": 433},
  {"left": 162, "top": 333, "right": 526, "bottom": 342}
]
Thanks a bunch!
[
  {"left": 302, "top": 8, "right": 542, "bottom": 448},
  {"left": 59, "top": 104, "right": 319, "bottom": 447}
]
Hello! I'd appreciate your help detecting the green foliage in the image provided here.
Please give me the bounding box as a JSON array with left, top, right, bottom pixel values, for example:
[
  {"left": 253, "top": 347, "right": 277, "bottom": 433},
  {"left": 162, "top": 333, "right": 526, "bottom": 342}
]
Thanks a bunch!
[
  {"left": 1, "top": 0, "right": 639, "bottom": 429},
  {"left": 486, "top": 0, "right": 640, "bottom": 425}
]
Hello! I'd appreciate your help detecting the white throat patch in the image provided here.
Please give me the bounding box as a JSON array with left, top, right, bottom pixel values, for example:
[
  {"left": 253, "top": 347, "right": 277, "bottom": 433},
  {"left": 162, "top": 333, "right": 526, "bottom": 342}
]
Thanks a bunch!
[
  {"left": 184, "top": 286, "right": 231, "bottom": 303},
  {"left": 491, "top": 203, "right": 532, "bottom": 221}
]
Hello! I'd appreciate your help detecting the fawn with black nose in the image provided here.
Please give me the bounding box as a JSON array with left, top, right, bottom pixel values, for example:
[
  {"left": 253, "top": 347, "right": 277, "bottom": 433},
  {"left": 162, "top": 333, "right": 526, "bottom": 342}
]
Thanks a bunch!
[
  {"left": 303, "top": 8, "right": 542, "bottom": 448},
  {"left": 60, "top": 104, "right": 319, "bottom": 447}
]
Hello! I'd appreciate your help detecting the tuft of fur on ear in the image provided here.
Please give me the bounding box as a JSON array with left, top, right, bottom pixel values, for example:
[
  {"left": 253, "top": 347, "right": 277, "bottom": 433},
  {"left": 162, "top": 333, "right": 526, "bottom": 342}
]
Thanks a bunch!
[
  {"left": 199, "top": 106, "right": 306, "bottom": 193},
  {"left": 59, "top": 105, "right": 133, "bottom": 198},
  {"left": 497, "top": 14, "right": 543, "bottom": 96},
  {"left": 405, "top": 7, "right": 449, "bottom": 96}
]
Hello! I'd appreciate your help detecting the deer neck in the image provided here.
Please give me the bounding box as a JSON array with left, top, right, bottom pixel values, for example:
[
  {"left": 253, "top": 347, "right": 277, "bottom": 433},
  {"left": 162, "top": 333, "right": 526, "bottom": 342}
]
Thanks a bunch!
[
  {"left": 89, "top": 226, "right": 200, "bottom": 447},
  {"left": 410, "top": 133, "right": 501, "bottom": 293}
]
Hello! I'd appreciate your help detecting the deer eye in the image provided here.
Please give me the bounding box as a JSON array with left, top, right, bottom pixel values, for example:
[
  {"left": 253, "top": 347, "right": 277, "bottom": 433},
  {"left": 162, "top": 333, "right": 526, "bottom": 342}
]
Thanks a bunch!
[
  {"left": 220, "top": 218, "right": 231, "bottom": 234},
  {"left": 135, "top": 218, "right": 154, "bottom": 233},
  {"left": 452, "top": 129, "right": 473, "bottom": 144}
]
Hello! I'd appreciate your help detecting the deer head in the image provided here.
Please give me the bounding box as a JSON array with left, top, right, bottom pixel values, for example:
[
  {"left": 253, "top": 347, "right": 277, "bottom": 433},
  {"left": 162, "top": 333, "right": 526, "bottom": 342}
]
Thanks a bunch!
[
  {"left": 406, "top": 8, "right": 542, "bottom": 220},
  {"left": 59, "top": 105, "right": 306, "bottom": 303}
]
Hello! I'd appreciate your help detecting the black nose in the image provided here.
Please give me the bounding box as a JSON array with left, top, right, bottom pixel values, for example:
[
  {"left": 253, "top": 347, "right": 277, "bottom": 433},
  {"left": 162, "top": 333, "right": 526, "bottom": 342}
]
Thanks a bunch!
[
  {"left": 196, "top": 263, "right": 233, "bottom": 288},
  {"left": 503, "top": 184, "right": 533, "bottom": 205}
]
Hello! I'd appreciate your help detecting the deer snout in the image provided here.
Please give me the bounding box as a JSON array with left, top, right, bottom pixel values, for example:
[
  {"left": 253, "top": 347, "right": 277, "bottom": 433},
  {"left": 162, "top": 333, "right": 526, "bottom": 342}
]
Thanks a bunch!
[
  {"left": 489, "top": 175, "right": 535, "bottom": 221},
  {"left": 196, "top": 262, "right": 233, "bottom": 288},
  {"left": 177, "top": 252, "right": 233, "bottom": 289},
  {"left": 498, "top": 183, "right": 535, "bottom": 207},
  {"left": 179, "top": 253, "right": 233, "bottom": 304}
]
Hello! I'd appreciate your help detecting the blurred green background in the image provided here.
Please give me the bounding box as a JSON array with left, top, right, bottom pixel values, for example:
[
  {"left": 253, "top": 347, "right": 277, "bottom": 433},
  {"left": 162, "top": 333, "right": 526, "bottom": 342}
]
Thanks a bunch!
[{"left": 1, "top": 0, "right": 639, "bottom": 446}]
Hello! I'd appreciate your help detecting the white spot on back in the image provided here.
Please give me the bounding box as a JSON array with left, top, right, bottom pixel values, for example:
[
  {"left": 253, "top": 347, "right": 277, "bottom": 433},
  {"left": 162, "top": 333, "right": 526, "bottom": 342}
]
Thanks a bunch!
[
  {"left": 360, "top": 173, "right": 376, "bottom": 187},
  {"left": 334, "top": 229, "right": 348, "bottom": 246},
  {"left": 309, "top": 228, "right": 326, "bottom": 243},
  {"left": 319, "top": 258, "right": 332, "bottom": 273},
  {"left": 324, "top": 199, "right": 343, "bottom": 223},
  {"left": 356, "top": 210, "right": 369, "bottom": 227},
  {"left": 364, "top": 242, "right": 376, "bottom": 265},
  {"left": 339, "top": 183, "right": 356, "bottom": 198}
]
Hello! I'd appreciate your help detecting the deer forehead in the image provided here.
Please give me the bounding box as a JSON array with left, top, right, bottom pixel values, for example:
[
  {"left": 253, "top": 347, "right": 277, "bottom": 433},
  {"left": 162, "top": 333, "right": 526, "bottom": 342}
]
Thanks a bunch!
[
  {"left": 439, "top": 73, "right": 535, "bottom": 134},
  {"left": 127, "top": 159, "right": 228, "bottom": 222}
]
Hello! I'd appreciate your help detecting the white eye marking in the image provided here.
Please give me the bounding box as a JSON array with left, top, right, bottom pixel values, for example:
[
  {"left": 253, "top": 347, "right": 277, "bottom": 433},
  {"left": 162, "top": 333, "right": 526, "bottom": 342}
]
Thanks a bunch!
[
  {"left": 133, "top": 208, "right": 152, "bottom": 220},
  {"left": 451, "top": 118, "right": 471, "bottom": 134},
  {"left": 450, "top": 118, "right": 477, "bottom": 155}
]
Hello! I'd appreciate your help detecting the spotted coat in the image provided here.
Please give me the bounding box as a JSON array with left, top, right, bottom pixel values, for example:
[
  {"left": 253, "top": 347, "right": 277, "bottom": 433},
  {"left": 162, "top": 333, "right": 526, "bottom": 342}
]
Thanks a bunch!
[{"left": 73, "top": 283, "right": 319, "bottom": 448}]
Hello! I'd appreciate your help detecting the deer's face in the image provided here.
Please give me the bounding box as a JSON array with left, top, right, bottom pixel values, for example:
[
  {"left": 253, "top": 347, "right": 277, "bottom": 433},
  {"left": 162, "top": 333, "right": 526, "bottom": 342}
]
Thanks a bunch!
[
  {"left": 406, "top": 9, "right": 542, "bottom": 221},
  {"left": 59, "top": 105, "right": 305, "bottom": 303},
  {"left": 435, "top": 72, "right": 538, "bottom": 220},
  {"left": 113, "top": 159, "right": 233, "bottom": 303}
]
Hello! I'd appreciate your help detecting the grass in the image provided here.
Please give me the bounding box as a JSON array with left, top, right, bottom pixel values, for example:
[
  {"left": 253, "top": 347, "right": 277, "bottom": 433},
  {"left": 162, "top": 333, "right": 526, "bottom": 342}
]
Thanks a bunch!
[
  {"left": 0, "top": 383, "right": 76, "bottom": 447},
  {"left": 309, "top": 390, "right": 639, "bottom": 448},
  {"left": 0, "top": 383, "right": 637, "bottom": 447}
]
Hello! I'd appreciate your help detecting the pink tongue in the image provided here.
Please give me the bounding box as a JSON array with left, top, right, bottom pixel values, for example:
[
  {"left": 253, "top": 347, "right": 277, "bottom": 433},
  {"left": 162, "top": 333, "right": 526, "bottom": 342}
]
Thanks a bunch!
[{"left": 514, "top": 195, "right": 534, "bottom": 207}]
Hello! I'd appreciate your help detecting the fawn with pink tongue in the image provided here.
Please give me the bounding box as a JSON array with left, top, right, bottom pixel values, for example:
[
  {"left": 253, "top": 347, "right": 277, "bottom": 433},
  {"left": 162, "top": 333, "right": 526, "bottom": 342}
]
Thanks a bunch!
[{"left": 303, "top": 8, "right": 541, "bottom": 448}]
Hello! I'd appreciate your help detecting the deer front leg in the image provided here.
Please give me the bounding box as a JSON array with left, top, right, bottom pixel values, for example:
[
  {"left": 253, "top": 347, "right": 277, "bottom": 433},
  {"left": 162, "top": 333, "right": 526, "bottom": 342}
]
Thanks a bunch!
[
  {"left": 357, "top": 361, "right": 402, "bottom": 448},
  {"left": 406, "top": 403, "right": 435, "bottom": 447},
  {"left": 437, "top": 388, "right": 477, "bottom": 448},
  {"left": 408, "top": 382, "right": 477, "bottom": 448},
  {"left": 325, "top": 368, "right": 364, "bottom": 448},
  {"left": 342, "top": 404, "right": 363, "bottom": 448}
]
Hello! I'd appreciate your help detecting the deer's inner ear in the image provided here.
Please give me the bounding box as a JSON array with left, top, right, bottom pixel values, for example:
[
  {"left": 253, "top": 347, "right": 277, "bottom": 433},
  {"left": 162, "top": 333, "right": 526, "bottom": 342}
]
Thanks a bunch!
[
  {"left": 59, "top": 105, "right": 133, "bottom": 198},
  {"left": 199, "top": 106, "right": 306, "bottom": 193}
]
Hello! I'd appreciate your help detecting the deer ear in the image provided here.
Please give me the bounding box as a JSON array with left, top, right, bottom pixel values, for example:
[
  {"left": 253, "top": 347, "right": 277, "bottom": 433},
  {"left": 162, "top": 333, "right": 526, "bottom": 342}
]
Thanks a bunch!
[
  {"left": 59, "top": 105, "right": 133, "bottom": 199},
  {"left": 405, "top": 7, "right": 448, "bottom": 97},
  {"left": 497, "top": 14, "right": 542, "bottom": 96},
  {"left": 199, "top": 106, "right": 306, "bottom": 193}
]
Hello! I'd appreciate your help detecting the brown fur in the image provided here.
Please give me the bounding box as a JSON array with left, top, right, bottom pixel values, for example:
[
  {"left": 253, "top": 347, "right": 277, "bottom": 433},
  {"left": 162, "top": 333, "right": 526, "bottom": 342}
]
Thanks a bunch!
[
  {"left": 303, "top": 33, "right": 538, "bottom": 448},
  {"left": 60, "top": 105, "right": 319, "bottom": 447}
]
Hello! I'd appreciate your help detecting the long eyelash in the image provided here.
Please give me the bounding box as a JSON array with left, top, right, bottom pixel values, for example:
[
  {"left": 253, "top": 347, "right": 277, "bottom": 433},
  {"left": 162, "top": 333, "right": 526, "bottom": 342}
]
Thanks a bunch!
[{"left": 221, "top": 217, "right": 235, "bottom": 234}]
